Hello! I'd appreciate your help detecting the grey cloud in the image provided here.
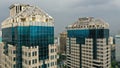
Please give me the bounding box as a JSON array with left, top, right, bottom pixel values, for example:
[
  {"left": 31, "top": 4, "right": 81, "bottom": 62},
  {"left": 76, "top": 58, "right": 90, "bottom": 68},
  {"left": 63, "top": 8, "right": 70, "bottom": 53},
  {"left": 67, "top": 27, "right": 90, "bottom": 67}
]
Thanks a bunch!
[{"left": 0, "top": 0, "right": 120, "bottom": 36}]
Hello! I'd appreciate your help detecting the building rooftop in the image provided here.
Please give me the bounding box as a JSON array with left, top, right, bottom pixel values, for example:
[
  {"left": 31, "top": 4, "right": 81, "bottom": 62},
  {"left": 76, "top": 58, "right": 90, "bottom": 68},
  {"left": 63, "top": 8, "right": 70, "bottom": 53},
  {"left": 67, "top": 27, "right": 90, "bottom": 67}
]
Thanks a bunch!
[
  {"left": 2, "top": 4, "right": 54, "bottom": 28},
  {"left": 67, "top": 17, "right": 109, "bottom": 29}
]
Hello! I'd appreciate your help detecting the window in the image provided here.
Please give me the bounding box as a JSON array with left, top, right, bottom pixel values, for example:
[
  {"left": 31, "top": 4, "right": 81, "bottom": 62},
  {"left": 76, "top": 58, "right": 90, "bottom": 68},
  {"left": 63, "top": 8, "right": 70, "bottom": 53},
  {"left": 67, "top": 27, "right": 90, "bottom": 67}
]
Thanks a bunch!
[
  {"left": 53, "top": 62, "right": 54, "bottom": 66},
  {"left": 51, "top": 55, "right": 54, "bottom": 60},
  {"left": 55, "top": 55, "right": 57, "bottom": 59},
  {"left": 25, "top": 52, "right": 27, "bottom": 56},
  {"left": 13, "top": 64, "right": 16, "bottom": 68},
  {"left": 29, "top": 52, "right": 31, "bottom": 57},
  {"left": 13, "top": 57, "right": 16, "bottom": 61},
  {"left": 55, "top": 49, "right": 56, "bottom": 52},
  {"left": 32, "top": 52, "right": 34, "bottom": 56},
  {"left": 51, "top": 49, "right": 54, "bottom": 53},
  {"left": 46, "top": 19, "right": 49, "bottom": 22},
  {"left": 55, "top": 62, "right": 57, "bottom": 65},
  {"left": 21, "top": 18, "right": 26, "bottom": 22},
  {"left": 32, "top": 59, "right": 34, "bottom": 64},
  {"left": 32, "top": 17, "right": 36, "bottom": 21},
  {"left": 39, "top": 66, "right": 41, "bottom": 68},
  {"left": 13, "top": 50, "right": 16, "bottom": 54},
  {"left": 29, "top": 60, "right": 31, "bottom": 65},
  {"left": 51, "top": 62, "right": 52, "bottom": 66},
  {"left": 47, "top": 63, "right": 49, "bottom": 67},
  {"left": 35, "top": 51, "right": 37, "bottom": 56},
  {"left": 35, "top": 59, "right": 37, "bottom": 63},
  {"left": 20, "top": 6, "right": 22, "bottom": 11}
]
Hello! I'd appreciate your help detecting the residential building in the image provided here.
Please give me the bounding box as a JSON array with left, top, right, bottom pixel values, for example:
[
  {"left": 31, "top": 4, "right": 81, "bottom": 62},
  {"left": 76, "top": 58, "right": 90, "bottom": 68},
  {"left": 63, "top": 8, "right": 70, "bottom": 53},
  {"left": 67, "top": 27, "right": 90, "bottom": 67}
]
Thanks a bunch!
[
  {"left": 0, "top": 4, "right": 57, "bottom": 68},
  {"left": 66, "top": 17, "right": 111, "bottom": 68}
]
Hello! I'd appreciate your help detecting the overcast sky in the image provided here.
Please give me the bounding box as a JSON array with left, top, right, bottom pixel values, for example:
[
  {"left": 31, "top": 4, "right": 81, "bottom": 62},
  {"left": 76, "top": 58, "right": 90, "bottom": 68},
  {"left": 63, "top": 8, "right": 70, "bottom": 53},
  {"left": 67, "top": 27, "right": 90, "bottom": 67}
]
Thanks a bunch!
[{"left": 0, "top": 0, "right": 120, "bottom": 36}]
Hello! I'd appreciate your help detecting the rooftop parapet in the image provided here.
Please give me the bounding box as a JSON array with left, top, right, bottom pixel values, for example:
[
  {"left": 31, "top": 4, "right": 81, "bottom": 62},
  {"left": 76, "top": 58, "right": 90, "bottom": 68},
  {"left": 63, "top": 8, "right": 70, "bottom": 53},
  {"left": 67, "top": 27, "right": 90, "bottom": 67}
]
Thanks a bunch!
[{"left": 67, "top": 17, "right": 109, "bottom": 29}]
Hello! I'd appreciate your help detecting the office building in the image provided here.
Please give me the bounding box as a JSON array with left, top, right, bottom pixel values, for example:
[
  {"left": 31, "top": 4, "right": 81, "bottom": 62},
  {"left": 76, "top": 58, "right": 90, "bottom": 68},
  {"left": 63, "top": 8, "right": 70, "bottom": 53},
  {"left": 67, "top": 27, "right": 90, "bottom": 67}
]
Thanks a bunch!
[
  {"left": 0, "top": 4, "right": 57, "bottom": 68},
  {"left": 66, "top": 17, "right": 111, "bottom": 68}
]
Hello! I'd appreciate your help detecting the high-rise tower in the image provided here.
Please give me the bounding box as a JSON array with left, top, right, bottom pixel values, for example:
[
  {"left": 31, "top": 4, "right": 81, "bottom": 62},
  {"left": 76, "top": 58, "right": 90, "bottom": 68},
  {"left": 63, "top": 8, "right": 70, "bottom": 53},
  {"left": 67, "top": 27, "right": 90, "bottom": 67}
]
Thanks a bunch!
[
  {"left": 66, "top": 17, "right": 111, "bottom": 68},
  {"left": 0, "top": 4, "right": 57, "bottom": 68}
]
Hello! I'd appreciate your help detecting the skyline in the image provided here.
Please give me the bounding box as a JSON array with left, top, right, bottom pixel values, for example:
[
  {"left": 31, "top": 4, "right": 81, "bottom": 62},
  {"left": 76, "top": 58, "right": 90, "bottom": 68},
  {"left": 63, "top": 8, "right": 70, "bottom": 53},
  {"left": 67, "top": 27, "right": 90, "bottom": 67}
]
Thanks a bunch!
[
  {"left": 0, "top": 0, "right": 120, "bottom": 36},
  {"left": 0, "top": 3, "right": 119, "bottom": 68}
]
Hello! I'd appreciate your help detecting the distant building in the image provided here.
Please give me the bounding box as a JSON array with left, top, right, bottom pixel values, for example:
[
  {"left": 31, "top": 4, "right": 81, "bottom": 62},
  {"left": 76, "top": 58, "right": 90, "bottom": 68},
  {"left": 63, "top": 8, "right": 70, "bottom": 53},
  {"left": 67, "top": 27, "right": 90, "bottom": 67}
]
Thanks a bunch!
[
  {"left": 115, "top": 35, "right": 120, "bottom": 63},
  {"left": 54, "top": 37, "right": 60, "bottom": 53},
  {"left": 60, "top": 31, "right": 67, "bottom": 54},
  {"left": 0, "top": 31, "right": 2, "bottom": 42},
  {"left": 66, "top": 17, "right": 111, "bottom": 68},
  {"left": 109, "top": 37, "right": 115, "bottom": 61},
  {"left": 0, "top": 4, "right": 57, "bottom": 68}
]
